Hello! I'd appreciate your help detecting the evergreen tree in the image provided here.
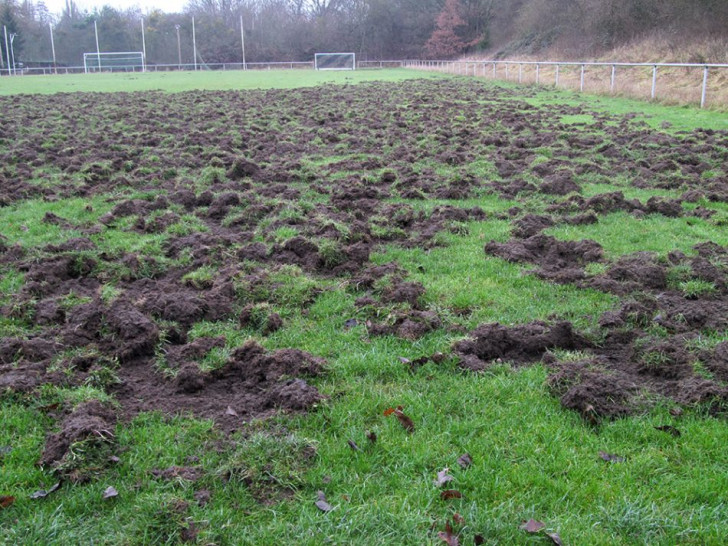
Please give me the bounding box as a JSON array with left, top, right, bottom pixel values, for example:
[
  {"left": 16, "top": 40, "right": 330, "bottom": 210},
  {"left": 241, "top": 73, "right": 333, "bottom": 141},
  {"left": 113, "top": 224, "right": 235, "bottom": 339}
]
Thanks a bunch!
[{"left": 1, "top": 1, "right": 23, "bottom": 68}]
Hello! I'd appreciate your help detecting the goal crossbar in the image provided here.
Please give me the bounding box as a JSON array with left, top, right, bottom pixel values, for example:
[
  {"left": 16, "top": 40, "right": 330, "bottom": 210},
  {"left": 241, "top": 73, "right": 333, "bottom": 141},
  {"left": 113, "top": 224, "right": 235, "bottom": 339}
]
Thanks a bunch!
[
  {"left": 84, "top": 51, "right": 145, "bottom": 73},
  {"left": 314, "top": 52, "right": 356, "bottom": 71}
]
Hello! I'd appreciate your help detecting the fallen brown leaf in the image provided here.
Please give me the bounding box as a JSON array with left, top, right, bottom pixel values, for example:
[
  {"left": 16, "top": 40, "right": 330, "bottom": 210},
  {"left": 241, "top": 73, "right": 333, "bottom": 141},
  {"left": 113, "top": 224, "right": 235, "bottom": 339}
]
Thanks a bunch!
[
  {"left": 669, "top": 407, "right": 684, "bottom": 417},
  {"left": 437, "top": 521, "right": 459, "bottom": 546},
  {"left": 520, "top": 519, "right": 545, "bottom": 533},
  {"left": 598, "top": 451, "right": 625, "bottom": 463},
  {"left": 102, "top": 486, "right": 118, "bottom": 499},
  {"left": 315, "top": 490, "right": 333, "bottom": 512},
  {"left": 383, "top": 404, "right": 404, "bottom": 416},
  {"left": 434, "top": 468, "right": 454, "bottom": 487},
  {"left": 474, "top": 534, "right": 485, "bottom": 545},
  {"left": 546, "top": 531, "right": 563, "bottom": 545},
  {"left": 440, "top": 489, "right": 463, "bottom": 500},
  {"left": 457, "top": 453, "right": 472, "bottom": 469},
  {"left": 452, "top": 513, "right": 465, "bottom": 525},
  {"left": 0, "top": 496, "right": 15, "bottom": 509},
  {"left": 393, "top": 408, "right": 415, "bottom": 433},
  {"left": 655, "top": 425, "right": 681, "bottom": 437},
  {"left": 30, "top": 482, "right": 61, "bottom": 500}
]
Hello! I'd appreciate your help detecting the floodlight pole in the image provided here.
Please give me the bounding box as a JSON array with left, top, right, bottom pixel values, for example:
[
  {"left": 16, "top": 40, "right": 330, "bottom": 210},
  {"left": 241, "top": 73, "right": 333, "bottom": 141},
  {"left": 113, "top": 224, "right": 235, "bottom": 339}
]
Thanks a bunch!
[
  {"left": 175, "top": 24, "right": 181, "bottom": 70},
  {"left": 94, "top": 20, "right": 101, "bottom": 71},
  {"left": 49, "top": 22, "right": 57, "bottom": 74},
  {"left": 192, "top": 17, "right": 197, "bottom": 71},
  {"left": 140, "top": 18, "right": 147, "bottom": 72},
  {"left": 240, "top": 15, "right": 246, "bottom": 70},
  {"left": 9, "top": 33, "right": 16, "bottom": 75},
  {"left": 3, "top": 26, "right": 10, "bottom": 76}
]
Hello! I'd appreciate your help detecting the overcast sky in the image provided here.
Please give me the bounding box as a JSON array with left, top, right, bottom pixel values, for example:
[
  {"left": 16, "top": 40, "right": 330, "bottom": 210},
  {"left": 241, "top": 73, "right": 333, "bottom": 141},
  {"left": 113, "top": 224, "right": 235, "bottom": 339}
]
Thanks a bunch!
[{"left": 43, "top": 1, "right": 187, "bottom": 16}]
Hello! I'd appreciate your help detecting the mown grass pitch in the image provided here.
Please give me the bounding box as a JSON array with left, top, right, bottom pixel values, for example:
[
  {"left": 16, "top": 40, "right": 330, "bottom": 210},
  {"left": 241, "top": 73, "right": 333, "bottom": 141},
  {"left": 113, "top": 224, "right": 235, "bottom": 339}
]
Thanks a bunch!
[
  {"left": 1, "top": 72, "right": 728, "bottom": 545},
  {"left": 0, "top": 68, "right": 449, "bottom": 95}
]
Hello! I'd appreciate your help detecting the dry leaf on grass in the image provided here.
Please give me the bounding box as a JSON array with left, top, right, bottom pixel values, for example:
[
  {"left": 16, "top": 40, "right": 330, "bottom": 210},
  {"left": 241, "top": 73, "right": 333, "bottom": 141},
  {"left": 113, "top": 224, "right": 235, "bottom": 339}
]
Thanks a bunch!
[
  {"left": 102, "top": 486, "right": 118, "bottom": 499},
  {"left": 520, "top": 519, "right": 545, "bottom": 533},
  {"left": 546, "top": 531, "right": 564, "bottom": 545},
  {"left": 315, "top": 490, "right": 333, "bottom": 512},
  {"left": 393, "top": 408, "right": 415, "bottom": 432},
  {"left": 457, "top": 453, "right": 472, "bottom": 469},
  {"left": 655, "top": 425, "right": 681, "bottom": 437},
  {"left": 440, "top": 489, "right": 463, "bottom": 500},
  {"left": 437, "top": 521, "right": 459, "bottom": 546},
  {"left": 434, "top": 468, "right": 454, "bottom": 487},
  {"left": 598, "top": 451, "right": 625, "bottom": 463},
  {"left": 30, "top": 482, "right": 61, "bottom": 500}
]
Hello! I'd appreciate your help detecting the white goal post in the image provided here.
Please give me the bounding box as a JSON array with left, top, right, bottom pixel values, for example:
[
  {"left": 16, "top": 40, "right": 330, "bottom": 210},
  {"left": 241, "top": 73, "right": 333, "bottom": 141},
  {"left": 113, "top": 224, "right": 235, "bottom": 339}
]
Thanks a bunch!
[
  {"left": 314, "top": 52, "right": 356, "bottom": 71},
  {"left": 84, "top": 51, "right": 145, "bottom": 73}
]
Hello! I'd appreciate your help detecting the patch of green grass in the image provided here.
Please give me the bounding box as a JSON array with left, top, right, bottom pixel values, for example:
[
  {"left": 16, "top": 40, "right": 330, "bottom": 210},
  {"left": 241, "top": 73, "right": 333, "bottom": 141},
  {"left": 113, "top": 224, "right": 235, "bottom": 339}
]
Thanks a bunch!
[
  {"left": 546, "top": 211, "right": 728, "bottom": 258},
  {"left": 0, "top": 196, "right": 113, "bottom": 248},
  {"left": 181, "top": 266, "right": 217, "bottom": 290},
  {"left": 374, "top": 219, "right": 616, "bottom": 331},
  {"left": 0, "top": 69, "right": 451, "bottom": 96},
  {"left": 524, "top": 84, "right": 728, "bottom": 132}
]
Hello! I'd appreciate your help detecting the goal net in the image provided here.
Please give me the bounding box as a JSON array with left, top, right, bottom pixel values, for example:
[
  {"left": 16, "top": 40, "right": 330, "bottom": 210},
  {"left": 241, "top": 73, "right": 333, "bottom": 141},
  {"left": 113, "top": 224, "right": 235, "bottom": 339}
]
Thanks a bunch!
[
  {"left": 314, "top": 53, "right": 356, "bottom": 71},
  {"left": 83, "top": 52, "right": 145, "bottom": 73}
]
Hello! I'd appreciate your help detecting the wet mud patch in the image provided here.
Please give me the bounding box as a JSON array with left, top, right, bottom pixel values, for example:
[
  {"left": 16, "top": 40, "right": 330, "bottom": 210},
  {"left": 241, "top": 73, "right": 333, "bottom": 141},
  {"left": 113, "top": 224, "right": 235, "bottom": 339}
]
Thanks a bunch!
[
  {"left": 460, "top": 238, "right": 728, "bottom": 418},
  {"left": 113, "top": 340, "right": 325, "bottom": 432}
]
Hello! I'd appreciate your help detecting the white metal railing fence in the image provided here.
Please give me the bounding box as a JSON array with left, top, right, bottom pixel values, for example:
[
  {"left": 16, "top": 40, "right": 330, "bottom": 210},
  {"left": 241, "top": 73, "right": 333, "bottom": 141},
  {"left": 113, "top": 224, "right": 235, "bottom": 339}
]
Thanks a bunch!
[
  {"left": 9, "top": 61, "right": 316, "bottom": 75},
  {"left": 405, "top": 59, "right": 728, "bottom": 108},
  {"left": 3, "top": 59, "right": 409, "bottom": 76}
]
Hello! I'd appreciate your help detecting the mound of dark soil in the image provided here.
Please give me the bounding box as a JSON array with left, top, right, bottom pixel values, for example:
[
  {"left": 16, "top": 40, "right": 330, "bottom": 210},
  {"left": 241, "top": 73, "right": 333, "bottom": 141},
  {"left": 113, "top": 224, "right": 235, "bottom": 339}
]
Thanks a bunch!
[
  {"left": 113, "top": 340, "right": 325, "bottom": 432},
  {"left": 454, "top": 321, "right": 588, "bottom": 371},
  {"left": 40, "top": 400, "right": 117, "bottom": 468},
  {"left": 367, "top": 310, "right": 442, "bottom": 340},
  {"left": 485, "top": 234, "right": 603, "bottom": 282}
]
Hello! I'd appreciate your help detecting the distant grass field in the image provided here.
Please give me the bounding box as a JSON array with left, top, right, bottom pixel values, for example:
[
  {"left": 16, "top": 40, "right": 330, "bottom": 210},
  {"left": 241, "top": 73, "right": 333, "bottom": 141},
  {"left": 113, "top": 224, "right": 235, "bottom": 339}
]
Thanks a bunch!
[
  {"left": 0, "top": 68, "right": 448, "bottom": 95},
  {"left": 2, "top": 71, "right": 728, "bottom": 545}
]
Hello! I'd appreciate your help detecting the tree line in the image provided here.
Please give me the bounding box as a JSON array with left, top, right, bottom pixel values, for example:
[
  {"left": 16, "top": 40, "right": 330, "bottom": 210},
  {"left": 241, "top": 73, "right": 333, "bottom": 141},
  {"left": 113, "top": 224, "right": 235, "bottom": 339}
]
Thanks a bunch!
[{"left": 1, "top": 0, "right": 726, "bottom": 69}]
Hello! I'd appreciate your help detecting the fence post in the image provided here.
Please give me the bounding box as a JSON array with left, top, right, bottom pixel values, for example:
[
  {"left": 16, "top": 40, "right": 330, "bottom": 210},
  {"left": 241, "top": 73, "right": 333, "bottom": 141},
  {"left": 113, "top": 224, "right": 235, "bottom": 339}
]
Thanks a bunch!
[
  {"left": 536, "top": 63, "right": 540, "bottom": 84},
  {"left": 610, "top": 65, "right": 616, "bottom": 93},
  {"left": 651, "top": 65, "right": 657, "bottom": 100},
  {"left": 506, "top": 63, "right": 509, "bottom": 80},
  {"left": 555, "top": 64, "right": 559, "bottom": 87},
  {"left": 580, "top": 64, "right": 585, "bottom": 92},
  {"left": 701, "top": 66, "right": 709, "bottom": 109},
  {"left": 518, "top": 63, "right": 522, "bottom": 83},
  {"left": 492, "top": 62, "right": 496, "bottom": 79}
]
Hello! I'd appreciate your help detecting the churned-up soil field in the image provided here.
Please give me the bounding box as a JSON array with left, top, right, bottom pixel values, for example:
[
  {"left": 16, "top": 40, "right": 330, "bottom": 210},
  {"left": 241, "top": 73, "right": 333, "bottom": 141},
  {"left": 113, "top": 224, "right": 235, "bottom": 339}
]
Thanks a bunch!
[{"left": 2, "top": 72, "right": 728, "bottom": 544}]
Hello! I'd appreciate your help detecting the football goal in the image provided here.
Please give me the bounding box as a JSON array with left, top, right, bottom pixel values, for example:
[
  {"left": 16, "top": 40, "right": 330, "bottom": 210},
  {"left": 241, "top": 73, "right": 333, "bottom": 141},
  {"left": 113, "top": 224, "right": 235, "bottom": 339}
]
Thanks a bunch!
[
  {"left": 314, "top": 52, "right": 356, "bottom": 71},
  {"left": 83, "top": 52, "right": 145, "bottom": 73}
]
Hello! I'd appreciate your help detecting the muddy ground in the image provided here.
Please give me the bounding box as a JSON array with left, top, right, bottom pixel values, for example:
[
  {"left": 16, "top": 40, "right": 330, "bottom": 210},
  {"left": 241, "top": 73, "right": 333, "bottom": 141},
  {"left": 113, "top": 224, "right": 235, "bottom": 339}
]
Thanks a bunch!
[{"left": 1, "top": 78, "right": 728, "bottom": 466}]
